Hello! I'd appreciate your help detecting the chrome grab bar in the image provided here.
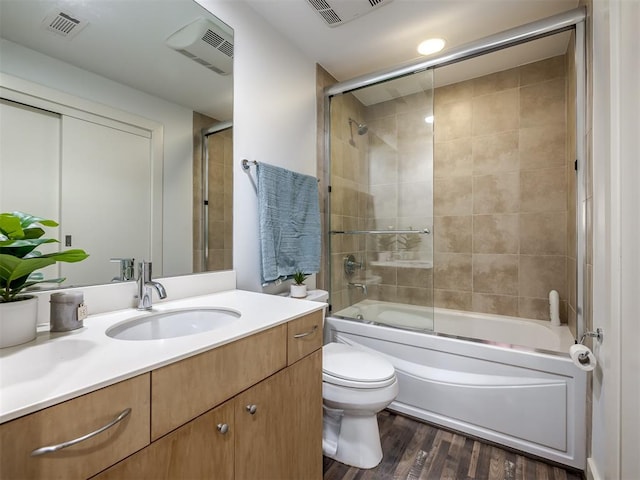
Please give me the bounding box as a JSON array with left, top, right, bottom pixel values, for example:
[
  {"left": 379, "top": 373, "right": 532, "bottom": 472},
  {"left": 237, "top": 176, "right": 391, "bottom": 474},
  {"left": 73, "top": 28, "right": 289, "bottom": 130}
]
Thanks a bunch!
[{"left": 30, "top": 408, "right": 131, "bottom": 457}]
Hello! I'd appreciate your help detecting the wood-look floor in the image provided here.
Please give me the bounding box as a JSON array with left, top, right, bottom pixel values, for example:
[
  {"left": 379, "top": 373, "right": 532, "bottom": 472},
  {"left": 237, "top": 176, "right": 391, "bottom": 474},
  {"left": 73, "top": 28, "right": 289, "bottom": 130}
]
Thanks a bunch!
[{"left": 323, "top": 411, "right": 583, "bottom": 480}]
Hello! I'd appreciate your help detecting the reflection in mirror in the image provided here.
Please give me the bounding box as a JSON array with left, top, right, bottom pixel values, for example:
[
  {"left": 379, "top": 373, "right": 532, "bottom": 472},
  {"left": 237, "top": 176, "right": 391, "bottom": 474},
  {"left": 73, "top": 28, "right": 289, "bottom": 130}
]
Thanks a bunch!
[{"left": 0, "top": 0, "right": 233, "bottom": 288}]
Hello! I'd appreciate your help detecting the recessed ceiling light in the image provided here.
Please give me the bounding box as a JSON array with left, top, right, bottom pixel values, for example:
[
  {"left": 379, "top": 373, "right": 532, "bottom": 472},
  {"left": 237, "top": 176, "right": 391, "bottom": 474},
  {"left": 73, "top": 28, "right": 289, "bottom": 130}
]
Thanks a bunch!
[{"left": 417, "top": 38, "right": 446, "bottom": 56}]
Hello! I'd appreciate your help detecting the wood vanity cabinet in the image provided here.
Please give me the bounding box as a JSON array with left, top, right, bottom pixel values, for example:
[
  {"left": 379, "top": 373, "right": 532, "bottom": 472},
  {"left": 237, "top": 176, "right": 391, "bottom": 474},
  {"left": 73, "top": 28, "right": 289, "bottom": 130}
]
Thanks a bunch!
[
  {"left": 93, "top": 311, "right": 323, "bottom": 480},
  {"left": 0, "top": 374, "right": 150, "bottom": 480}
]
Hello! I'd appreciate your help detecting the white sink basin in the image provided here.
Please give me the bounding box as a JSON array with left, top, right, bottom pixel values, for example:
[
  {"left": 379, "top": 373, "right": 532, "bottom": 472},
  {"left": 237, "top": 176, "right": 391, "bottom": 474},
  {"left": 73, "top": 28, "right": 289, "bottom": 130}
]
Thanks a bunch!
[{"left": 106, "top": 308, "right": 241, "bottom": 341}]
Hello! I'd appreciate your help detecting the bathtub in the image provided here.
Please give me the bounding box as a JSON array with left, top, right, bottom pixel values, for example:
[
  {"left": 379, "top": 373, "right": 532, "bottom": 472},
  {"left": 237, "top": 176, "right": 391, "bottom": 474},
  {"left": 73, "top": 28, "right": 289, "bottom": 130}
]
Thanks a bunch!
[{"left": 326, "top": 300, "right": 587, "bottom": 469}]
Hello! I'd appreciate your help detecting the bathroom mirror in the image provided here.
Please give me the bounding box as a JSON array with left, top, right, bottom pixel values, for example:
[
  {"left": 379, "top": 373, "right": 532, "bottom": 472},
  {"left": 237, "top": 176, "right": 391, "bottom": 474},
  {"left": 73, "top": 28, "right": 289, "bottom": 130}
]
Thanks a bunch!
[{"left": 0, "top": 0, "right": 233, "bottom": 287}]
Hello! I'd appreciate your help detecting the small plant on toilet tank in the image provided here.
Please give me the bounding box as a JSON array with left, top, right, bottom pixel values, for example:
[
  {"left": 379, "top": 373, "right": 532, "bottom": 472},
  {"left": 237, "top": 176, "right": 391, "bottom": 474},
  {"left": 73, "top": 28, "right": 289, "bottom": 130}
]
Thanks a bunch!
[{"left": 290, "top": 271, "right": 308, "bottom": 298}]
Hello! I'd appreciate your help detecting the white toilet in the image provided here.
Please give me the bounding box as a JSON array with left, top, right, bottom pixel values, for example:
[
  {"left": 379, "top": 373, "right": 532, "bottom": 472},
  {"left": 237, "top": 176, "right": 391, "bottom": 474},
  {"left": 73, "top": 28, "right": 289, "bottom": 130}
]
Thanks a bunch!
[{"left": 303, "top": 290, "right": 399, "bottom": 469}]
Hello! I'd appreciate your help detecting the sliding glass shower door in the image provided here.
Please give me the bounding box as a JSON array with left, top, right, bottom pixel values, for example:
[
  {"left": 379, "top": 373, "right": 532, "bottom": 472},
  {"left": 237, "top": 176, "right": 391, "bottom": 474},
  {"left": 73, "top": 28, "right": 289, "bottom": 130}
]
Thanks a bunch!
[{"left": 328, "top": 70, "right": 435, "bottom": 331}]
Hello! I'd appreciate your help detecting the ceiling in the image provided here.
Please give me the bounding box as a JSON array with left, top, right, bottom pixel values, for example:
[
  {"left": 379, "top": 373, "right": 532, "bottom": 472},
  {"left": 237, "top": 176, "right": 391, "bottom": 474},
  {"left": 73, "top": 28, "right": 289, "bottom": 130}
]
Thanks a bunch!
[
  {"left": 245, "top": 0, "right": 579, "bottom": 84},
  {"left": 0, "top": 0, "right": 579, "bottom": 118},
  {"left": 0, "top": 0, "right": 233, "bottom": 120}
]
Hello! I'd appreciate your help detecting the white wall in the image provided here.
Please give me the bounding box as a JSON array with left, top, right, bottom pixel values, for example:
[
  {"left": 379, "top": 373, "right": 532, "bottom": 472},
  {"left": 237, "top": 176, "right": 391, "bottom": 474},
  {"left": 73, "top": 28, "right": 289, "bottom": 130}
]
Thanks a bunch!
[
  {"left": 0, "top": 39, "right": 194, "bottom": 277},
  {"left": 196, "top": 0, "right": 318, "bottom": 292},
  {"left": 590, "top": 0, "right": 640, "bottom": 479}
]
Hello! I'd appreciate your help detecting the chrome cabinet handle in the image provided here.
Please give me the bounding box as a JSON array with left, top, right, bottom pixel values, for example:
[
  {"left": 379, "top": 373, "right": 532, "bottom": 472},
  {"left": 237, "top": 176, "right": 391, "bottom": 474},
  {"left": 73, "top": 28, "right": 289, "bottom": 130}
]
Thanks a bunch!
[
  {"left": 293, "top": 325, "right": 318, "bottom": 339},
  {"left": 245, "top": 404, "right": 257, "bottom": 415},
  {"left": 217, "top": 423, "right": 229, "bottom": 434},
  {"left": 30, "top": 408, "right": 131, "bottom": 457}
]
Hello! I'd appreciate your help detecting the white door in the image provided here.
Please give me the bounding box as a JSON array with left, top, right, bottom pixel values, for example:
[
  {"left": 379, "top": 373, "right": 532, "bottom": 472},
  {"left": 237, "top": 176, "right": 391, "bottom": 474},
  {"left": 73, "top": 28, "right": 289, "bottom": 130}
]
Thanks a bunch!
[
  {"left": 0, "top": 99, "right": 61, "bottom": 280},
  {"left": 60, "top": 116, "right": 152, "bottom": 286}
]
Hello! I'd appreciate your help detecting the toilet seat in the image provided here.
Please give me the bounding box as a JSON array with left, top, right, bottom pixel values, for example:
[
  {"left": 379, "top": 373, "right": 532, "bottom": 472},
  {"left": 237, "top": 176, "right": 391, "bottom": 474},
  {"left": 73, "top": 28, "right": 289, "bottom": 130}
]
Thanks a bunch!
[{"left": 323, "top": 343, "right": 396, "bottom": 389}]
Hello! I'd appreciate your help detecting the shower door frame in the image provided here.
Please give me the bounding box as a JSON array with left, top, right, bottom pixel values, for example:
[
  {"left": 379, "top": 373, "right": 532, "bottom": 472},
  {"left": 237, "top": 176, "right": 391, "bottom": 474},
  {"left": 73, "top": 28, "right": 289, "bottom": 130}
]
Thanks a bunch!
[{"left": 323, "top": 6, "right": 587, "bottom": 341}]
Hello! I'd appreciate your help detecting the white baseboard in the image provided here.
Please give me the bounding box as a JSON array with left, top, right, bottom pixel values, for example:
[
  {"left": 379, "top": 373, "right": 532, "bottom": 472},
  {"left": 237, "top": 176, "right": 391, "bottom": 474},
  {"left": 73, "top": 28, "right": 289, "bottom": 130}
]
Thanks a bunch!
[{"left": 587, "top": 457, "right": 603, "bottom": 480}]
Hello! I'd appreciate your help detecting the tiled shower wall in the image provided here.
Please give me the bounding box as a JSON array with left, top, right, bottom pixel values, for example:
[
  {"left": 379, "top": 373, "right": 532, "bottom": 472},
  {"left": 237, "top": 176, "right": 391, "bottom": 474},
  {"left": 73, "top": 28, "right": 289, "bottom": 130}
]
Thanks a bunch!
[
  {"left": 432, "top": 55, "right": 573, "bottom": 321},
  {"left": 327, "top": 92, "right": 369, "bottom": 311},
  {"left": 325, "top": 55, "right": 576, "bottom": 322},
  {"left": 193, "top": 112, "right": 233, "bottom": 272}
]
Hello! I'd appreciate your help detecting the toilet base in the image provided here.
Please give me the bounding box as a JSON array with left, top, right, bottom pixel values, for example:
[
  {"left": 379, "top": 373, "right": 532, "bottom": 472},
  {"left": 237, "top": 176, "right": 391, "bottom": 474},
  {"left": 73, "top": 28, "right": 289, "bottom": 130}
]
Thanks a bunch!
[{"left": 324, "top": 413, "right": 383, "bottom": 469}]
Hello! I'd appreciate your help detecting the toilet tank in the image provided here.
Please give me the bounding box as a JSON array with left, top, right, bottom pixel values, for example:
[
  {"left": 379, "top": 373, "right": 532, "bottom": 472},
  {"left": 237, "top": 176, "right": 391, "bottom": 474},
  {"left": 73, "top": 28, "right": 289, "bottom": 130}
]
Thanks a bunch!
[{"left": 305, "top": 290, "right": 329, "bottom": 303}]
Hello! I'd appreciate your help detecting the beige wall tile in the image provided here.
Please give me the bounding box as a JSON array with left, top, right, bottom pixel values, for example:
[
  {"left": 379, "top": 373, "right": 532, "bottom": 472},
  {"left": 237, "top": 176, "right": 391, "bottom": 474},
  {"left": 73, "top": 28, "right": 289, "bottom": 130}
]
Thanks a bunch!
[
  {"left": 397, "top": 286, "right": 433, "bottom": 307},
  {"left": 472, "top": 131, "right": 520, "bottom": 174},
  {"left": 397, "top": 267, "right": 432, "bottom": 288},
  {"left": 434, "top": 139, "right": 472, "bottom": 178},
  {"left": 434, "top": 100, "right": 472, "bottom": 142},
  {"left": 434, "top": 216, "right": 472, "bottom": 253},
  {"left": 472, "top": 293, "right": 518, "bottom": 316},
  {"left": 520, "top": 212, "right": 567, "bottom": 255},
  {"left": 369, "top": 184, "right": 397, "bottom": 219},
  {"left": 472, "top": 254, "right": 519, "bottom": 295},
  {"left": 520, "top": 125, "right": 566, "bottom": 170},
  {"left": 519, "top": 255, "right": 567, "bottom": 299},
  {"left": 434, "top": 253, "right": 472, "bottom": 290},
  {"left": 520, "top": 78, "right": 565, "bottom": 128},
  {"left": 472, "top": 89, "right": 519, "bottom": 136},
  {"left": 434, "top": 80, "right": 474, "bottom": 107},
  {"left": 398, "top": 181, "right": 432, "bottom": 218},
  {"left": 399, "top": 138, "right": 432, "bottom": 184},
  {"left": 434, "top": 177, "right": 473, "bottom": 215},
  {"left": 472, "top": 67, "right": 519, "bottom": 96},
  {"left": 473, "top": 214, "right": 519, "bottom": 254},
  {"left": 473, "top": 173, "right": 520, "bottom": 214},
  {"left": 434, "top": 289, "right": 472, "bottom": 311},
  {"left": 520, "top": 167, "right": 567, "bottom": 213},
  {"left": 518, "top": 297, "right": 566, "bottom": 321},
  {"left": 369, "top": 143, "right": 397, "bottom": 186},
  {"left": 520, "top": 56, "right": 565, "bottom": 86}
]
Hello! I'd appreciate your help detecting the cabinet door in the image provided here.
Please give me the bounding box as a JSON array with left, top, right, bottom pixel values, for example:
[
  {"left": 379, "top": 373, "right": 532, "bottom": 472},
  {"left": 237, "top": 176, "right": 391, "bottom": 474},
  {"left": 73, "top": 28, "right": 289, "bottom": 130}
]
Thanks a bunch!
[
  {"left": 234, "top": 369, "right": 289, "bottom": 480},
  {"left": 94, "top": 401, "right": 234, "bottom": 480},
  {"left": 235, "top": 350, "right": 322, "bottom": 480},
  {"left": 285, "top": 349, "right": 323, "bottom": 480}
]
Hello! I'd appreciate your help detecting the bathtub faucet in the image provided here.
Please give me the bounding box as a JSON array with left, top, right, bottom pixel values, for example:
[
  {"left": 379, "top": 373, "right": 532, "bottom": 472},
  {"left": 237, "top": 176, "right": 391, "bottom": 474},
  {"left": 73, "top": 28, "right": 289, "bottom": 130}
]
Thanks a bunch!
[{"left": 348, "top": 282, "right": 367, "bottom": 296}]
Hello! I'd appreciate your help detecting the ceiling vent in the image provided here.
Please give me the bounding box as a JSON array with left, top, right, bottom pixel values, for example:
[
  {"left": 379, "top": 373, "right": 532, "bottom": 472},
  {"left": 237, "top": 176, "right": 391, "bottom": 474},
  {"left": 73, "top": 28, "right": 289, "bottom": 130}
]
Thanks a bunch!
[
  {"left": 166, "top": 18, "right": 233, "bottom": 76},
  {"left": 41, "top": 10, "right": 89, "bottom": 39},
  {"left": 306, "top": 0, "right": 394, "bottom": 27}
]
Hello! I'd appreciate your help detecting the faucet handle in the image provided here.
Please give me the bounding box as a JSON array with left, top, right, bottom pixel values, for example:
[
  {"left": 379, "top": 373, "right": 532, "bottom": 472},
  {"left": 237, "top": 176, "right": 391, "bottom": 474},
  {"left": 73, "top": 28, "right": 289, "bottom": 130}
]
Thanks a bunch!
[
  {"left": 138, "top": 261, "right": 152, "bottom": 282},
  {"left": 110, "top": 258, "right": 135, "bottom": 281}
]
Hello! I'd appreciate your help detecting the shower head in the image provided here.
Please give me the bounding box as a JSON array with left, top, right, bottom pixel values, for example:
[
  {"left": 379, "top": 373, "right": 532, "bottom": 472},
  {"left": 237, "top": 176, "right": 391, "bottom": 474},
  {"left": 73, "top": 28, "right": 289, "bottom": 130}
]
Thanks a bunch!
[{"left": 348, "top": 117, "right": 368, "bottom": 135}]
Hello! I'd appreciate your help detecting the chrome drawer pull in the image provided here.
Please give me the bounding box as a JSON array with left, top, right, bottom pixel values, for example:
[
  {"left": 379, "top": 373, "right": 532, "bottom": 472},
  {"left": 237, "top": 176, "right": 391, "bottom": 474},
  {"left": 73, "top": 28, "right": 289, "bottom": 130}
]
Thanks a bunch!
[
  {"left": 30, "top": 408, "right": 132, "bottom": 457},
  {"left": 217, "top": 423, "right": 229, "bottom": 434},
  {"left": 293, "top": 325, "right": 318, "bottom": 339},
  {"left": 246, "top": 404, "right": 257, "bottom": 415}
]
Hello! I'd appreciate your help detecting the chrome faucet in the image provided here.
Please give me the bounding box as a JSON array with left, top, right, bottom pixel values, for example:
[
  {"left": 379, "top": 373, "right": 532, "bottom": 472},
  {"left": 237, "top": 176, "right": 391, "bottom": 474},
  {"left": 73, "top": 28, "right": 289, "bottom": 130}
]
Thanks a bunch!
[
  {"left": 348, "top": 282, "right": 367, "bottom": 296},
  {"left": 137, "top": 261, "right": 167, "bottom": 310}
]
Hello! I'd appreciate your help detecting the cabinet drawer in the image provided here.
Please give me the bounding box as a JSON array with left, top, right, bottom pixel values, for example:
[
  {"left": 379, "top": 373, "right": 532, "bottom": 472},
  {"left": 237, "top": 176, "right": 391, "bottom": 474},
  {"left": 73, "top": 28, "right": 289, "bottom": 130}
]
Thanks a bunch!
[
  {"left": 287, "top": 310, "right": 323, "bottom": 365},
  {"left": 0, "top": 374, "right": 150, "bottom": 480},
  {"left": 151, "top": 324, "right": 287, "bottom": 440}
]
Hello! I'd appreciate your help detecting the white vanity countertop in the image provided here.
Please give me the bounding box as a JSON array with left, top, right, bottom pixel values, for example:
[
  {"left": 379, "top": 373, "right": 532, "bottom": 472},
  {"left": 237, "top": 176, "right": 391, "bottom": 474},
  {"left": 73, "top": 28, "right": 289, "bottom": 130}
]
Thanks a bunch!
[{"left": 0, "top": 289, "right": 325, "bottom": 424}]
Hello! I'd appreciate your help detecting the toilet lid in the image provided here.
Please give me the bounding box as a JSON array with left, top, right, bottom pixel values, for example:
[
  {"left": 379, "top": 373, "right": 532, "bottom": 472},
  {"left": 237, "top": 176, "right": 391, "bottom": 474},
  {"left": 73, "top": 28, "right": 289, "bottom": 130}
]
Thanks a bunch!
[{"left": 322, "top": 343, "right": 396, "bottom": 388}]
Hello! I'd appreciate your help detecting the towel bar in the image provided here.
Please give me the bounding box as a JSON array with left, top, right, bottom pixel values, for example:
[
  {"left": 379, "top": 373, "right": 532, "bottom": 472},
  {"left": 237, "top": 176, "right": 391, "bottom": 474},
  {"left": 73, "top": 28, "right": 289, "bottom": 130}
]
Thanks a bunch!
[{"left": 241, "top": 159, "right": 258, "bottom": 170}]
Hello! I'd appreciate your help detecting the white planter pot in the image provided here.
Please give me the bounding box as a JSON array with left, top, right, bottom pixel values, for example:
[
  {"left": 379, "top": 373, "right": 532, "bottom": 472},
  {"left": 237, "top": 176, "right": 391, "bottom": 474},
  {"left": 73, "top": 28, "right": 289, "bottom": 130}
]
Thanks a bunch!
[
  {"left": 290, "top": 284, "right": 307, "bottom": 298},
  {"left": 0, "top": 296, "right": 38, "bottom": 348}
]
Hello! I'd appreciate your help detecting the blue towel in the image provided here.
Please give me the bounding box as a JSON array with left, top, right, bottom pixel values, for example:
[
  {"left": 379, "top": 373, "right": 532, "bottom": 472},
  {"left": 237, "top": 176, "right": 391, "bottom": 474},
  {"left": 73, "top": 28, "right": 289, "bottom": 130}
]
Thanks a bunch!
[{"left": 257, "top": 162, "right": 321, "bottom": 284}]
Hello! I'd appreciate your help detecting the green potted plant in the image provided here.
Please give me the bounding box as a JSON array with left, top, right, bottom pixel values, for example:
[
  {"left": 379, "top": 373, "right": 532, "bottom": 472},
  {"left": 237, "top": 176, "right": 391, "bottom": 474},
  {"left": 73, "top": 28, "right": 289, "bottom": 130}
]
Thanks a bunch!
[
  {"left": 290, "top": 271, "right": 308, "bottom": 298},
  {"left": 0, "top": 212, "right": 89, "bottom": 348}
]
